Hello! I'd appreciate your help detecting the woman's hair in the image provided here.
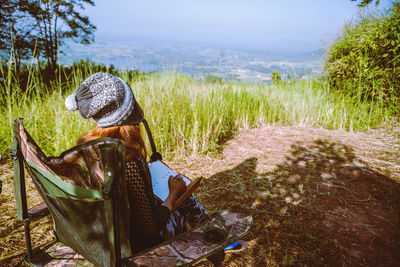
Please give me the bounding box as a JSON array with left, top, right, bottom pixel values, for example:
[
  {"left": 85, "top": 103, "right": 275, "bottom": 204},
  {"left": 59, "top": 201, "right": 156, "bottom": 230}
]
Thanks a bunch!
[{"left": 77, "top": 125, "right": 147, "bottom": 161}]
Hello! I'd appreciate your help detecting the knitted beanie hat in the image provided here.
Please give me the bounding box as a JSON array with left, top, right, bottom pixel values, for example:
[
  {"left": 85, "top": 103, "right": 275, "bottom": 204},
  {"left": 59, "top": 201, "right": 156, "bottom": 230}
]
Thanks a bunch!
[{"left": 65, "top": 72, "right": 144, "bottom": 128}]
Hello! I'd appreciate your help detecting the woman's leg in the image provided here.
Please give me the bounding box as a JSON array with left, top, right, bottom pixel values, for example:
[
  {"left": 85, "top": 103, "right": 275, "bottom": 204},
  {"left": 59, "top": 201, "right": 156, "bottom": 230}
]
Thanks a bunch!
[
  {"left": 177, "top": 195, "right": 210, "bottom": 227},
  {"left": 161, "top": 194, "right": 210, "bottom": 241},
  {"left": 161, "top": 207, "right": 186, "bottom": 241}
]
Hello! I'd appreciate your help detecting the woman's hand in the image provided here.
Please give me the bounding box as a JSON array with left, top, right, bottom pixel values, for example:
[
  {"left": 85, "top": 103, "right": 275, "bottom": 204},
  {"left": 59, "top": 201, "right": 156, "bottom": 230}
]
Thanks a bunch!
[
  {"left": 162, "top": 174, "right": 187, "bottom": 211},
  {"left": 168, "top": 174, "right": 186, "bottom": 199}
]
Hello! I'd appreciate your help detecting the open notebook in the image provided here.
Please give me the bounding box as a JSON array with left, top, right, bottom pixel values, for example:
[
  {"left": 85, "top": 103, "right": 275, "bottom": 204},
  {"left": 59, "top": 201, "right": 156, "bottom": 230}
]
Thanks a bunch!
[{"left": 148, "top": 160, "right": 202, "bottom": 211}]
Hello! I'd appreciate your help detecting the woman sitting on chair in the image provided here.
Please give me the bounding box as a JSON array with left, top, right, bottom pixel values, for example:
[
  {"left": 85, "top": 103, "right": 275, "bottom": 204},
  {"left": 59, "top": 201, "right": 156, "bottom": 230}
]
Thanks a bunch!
[{"left": 65, "top": 72, "right": 209, "bottom": 252}]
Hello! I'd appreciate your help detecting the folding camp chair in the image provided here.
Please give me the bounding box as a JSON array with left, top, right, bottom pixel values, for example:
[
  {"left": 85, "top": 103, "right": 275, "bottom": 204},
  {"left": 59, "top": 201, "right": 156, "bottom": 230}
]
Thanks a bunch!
[
  {"left": 11, "top": 117, "right": 133, "bottom": 266},
  {"left": 11, "top": 118, "right": 252, "bottom": 266}
]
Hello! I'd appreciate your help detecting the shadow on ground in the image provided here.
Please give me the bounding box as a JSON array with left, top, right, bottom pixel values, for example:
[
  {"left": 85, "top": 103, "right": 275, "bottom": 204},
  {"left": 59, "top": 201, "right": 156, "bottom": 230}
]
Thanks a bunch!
[{"left": 196, "top": 139, "right": 400, "bottom": 266}]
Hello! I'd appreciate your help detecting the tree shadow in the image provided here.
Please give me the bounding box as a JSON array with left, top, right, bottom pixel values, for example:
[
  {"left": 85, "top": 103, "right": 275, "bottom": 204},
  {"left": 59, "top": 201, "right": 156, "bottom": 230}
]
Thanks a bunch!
[{"left": 196, "top": 139, "right": 400, "bottom": 266}]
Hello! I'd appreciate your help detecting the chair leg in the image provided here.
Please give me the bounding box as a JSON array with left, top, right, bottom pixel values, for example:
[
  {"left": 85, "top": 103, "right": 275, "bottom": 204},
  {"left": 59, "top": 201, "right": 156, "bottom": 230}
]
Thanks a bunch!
[{"left": 24, "top": 221, "right": 33, "bottom": 260}]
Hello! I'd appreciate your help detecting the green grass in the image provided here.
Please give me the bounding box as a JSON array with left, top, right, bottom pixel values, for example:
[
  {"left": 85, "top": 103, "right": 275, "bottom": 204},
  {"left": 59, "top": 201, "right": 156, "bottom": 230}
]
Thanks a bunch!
[{"left": 0, "top": 64, "right": 392, "bottom": 159}]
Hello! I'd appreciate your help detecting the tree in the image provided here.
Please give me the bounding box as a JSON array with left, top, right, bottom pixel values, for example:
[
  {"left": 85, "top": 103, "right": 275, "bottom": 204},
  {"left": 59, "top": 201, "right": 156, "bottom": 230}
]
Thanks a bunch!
[
  {"left": 272, "top": 71, "right": 281, "bottom": 85},
  {"left": 10, "top": 18, "right": 37, "bottom": 73},
  {"left": 0, "top": 1, "right": 37, "bottom": 72},
  {"left": 0, "top": 1, "right": 15, "bottom": 52},
  {"left": 23, "top": 0, "right": 96, "bottom": 70},
  {"left": 0, "top": 0, "right": 96, "bottom": 71}
]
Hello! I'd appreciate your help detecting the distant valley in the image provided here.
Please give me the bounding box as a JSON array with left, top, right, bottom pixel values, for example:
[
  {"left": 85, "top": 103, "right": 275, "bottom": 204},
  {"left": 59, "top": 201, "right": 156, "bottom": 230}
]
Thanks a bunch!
[{"left": 60, "top": 39, "right": 325, "bottom": 83}]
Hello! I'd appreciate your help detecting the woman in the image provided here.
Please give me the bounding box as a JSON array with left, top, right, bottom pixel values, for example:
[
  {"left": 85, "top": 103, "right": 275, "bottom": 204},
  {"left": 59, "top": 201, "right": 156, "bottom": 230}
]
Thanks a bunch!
[{"left": 65, "top": 72, "right": 208, "bottom": 252}]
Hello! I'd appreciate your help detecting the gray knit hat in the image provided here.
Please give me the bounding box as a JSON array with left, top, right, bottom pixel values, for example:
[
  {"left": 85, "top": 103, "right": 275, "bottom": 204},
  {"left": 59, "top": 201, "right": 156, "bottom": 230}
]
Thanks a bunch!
[{"left": 65, "top": 72, "right": 144, "bottom": 128}]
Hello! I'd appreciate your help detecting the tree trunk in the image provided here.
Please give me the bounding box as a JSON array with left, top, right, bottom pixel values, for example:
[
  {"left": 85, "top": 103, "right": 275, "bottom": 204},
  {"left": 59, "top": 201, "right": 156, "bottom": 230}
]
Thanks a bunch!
[
  {"left": 52, "top": 14, "right": 58, "bottom": 70},
  {"left": 16, "top": 48, "right": 21, "bottom": 74},
  {"left": 43, "top": 2, "right": 51, "bottom": 69}
]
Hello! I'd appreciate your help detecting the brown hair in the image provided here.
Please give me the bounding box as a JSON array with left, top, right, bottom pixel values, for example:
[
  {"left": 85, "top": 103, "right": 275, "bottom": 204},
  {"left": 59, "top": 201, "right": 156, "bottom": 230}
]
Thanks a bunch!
[{"left": 78, "top": 125, "right": 147, "bottom": 161}]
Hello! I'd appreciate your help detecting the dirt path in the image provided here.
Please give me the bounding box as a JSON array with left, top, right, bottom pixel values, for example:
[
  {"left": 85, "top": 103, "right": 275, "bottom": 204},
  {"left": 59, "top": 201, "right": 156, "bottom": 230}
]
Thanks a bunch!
[
  {"left": 169, "top": 126, "right": 400, "bottom": 266},
  {"left": 1, "top": 126, "right": 400, "bottom": 266}
]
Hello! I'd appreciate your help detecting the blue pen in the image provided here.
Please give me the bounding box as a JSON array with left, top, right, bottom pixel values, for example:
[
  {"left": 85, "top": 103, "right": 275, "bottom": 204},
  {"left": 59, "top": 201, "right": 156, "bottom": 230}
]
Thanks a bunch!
[{"left": 224, "top": 241, "right": 240, "bottom": 251}]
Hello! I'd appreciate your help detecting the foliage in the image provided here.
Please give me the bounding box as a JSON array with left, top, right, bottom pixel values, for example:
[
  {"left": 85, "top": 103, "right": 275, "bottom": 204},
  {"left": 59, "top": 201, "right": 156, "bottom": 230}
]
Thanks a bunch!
[
  {"left": 351, "top": 0, "right": 381, "bottom": 7},
  {"left": 0, "top": 0, "right": 96, "bottom": 71},
  {"left": 0, "top": 1, "right": 37, "bottom": 72},
  {"left": 326, "top": 2, "right": 400, "bottom": 115},
  {"left": 24, "top": 0, "right": 96, "bottom": 70},
  {"left": 272, "top": 71, "right": 282, "bottom": 85},
  {"left": 0, "top": 61, "right": 392, "bottom": 159},
  {"left": 0, "top": 0, "right": 15, "bottom": 52}
]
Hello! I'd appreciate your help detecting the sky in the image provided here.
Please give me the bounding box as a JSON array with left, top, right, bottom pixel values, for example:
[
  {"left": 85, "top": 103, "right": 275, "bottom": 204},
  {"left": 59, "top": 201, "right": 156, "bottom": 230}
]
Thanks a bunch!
[{"left": 84, "top": 0, "right": 393, "bottom": 52}]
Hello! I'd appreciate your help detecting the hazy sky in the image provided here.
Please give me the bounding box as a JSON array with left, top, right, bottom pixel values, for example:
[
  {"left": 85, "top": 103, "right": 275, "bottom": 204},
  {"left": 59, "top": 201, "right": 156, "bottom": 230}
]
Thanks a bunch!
[{"left": 84, "top": 0, "right": 392, "bottom": 51}]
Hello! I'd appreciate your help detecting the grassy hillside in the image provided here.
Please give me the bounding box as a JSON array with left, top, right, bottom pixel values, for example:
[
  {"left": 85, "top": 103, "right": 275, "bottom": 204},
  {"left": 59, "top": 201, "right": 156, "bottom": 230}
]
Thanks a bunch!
[
  {"left": 0, "top": 64, "right": 392, "bottom": 159},
  {"left": 0, "top": 62, "right": 398, "bottom": 266}
]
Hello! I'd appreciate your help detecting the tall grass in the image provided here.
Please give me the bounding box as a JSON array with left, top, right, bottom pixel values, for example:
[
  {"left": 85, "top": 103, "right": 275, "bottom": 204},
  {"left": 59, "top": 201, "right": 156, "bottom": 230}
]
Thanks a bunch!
[{"left": 0, "top": 65, "right": 392, "bottom": 159}]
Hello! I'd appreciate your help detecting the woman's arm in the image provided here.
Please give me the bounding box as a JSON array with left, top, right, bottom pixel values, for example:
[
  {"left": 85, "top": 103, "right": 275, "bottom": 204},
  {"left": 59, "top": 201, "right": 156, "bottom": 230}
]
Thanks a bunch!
[{"left": 126, "top": 157, "right": 185, "bottom": 236}]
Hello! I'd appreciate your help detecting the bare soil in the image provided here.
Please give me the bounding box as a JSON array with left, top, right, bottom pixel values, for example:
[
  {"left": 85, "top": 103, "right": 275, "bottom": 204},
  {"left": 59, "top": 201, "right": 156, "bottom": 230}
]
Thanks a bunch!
[
  {"left": 1, "top": 126, "right": 400, "bottom": 266},
  {"left": 170, "top": 127, "right": 400, "bottom": 266}
]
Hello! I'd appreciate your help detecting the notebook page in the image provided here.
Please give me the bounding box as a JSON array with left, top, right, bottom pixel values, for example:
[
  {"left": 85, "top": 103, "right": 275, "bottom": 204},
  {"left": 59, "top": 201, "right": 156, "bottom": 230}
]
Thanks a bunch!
[{"left": 148, "top": 160, "right": 190, "bottom": 201}]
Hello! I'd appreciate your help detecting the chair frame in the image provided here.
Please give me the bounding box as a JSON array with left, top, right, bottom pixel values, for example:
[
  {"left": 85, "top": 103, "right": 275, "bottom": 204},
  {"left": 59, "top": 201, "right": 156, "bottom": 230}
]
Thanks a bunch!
[{"left": 11, "top": 118, "right": 130, "bottom": 266}]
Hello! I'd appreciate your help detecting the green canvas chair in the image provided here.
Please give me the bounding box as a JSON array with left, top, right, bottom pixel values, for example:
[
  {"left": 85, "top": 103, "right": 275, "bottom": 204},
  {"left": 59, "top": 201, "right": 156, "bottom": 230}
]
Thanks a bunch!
[
  {"left": 11, "top": 118, "right": 132, "bottom": 266},
  {"left": 11, "top": 118, "right": 252, "bottom": 267}
]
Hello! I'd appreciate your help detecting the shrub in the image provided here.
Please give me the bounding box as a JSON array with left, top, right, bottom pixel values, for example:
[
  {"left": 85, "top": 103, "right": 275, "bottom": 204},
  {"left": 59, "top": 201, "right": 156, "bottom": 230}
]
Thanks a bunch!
[
  {"left": 325, "top": 2, "right": 400, "bottom": 115},
  {"left": 272, "top": 71, "right": 282, "bottom": 84}
]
